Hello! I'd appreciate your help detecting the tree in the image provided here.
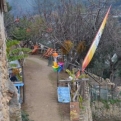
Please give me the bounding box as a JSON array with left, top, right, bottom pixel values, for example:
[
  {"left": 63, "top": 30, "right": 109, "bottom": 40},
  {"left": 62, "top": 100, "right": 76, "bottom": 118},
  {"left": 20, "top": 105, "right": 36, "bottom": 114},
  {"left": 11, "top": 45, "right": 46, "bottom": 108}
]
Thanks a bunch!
[
  {"left": 4, "top": 2, "right": 47, "bottom": 48},
  {"left": 33, "top": 0, "right": 121, "bottom": 82},
  {"left": 6, "top": 0, "right": 121, "bottom": 84}
]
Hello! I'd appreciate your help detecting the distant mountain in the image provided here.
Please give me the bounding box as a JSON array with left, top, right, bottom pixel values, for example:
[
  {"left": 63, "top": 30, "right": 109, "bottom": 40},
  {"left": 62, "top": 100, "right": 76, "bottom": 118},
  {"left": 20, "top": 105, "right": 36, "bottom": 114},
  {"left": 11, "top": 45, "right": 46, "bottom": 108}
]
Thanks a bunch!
[
  {"left": 7, "top": 0, "right": 35, "bottom": 16},
  {"left": 7, "top": 0, "right": 60, "bottom": 16},
  {"left": 113, "top": 1, "right": 121, "bottom": 7},
  {"left": 7, "top": 0, "right": 121, "bottom": 17}
]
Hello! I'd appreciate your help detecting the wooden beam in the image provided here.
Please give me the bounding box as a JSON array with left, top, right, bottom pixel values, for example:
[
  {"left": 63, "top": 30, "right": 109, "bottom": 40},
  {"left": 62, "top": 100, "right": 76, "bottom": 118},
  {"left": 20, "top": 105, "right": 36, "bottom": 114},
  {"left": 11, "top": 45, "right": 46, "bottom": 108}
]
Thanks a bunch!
[
  {"left": 58, "top": 78, "right": 89, "bottom": 83},
  {"left": 72, "top": 85, "right": 81, "bottom": 102}
]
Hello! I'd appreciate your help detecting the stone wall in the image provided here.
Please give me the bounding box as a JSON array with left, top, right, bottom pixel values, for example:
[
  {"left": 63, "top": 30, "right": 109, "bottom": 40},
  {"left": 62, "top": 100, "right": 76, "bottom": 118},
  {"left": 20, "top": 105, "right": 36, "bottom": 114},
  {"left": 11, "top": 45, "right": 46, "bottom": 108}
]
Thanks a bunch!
[
  {"left": 80, "top": 97, "right": 92, "bottom": 121},
  {"left": 0, "top": 11, "right": 10, "bottom": 121},
  {"left": 88, "top": 73, "right": 121, "bottom": 121},
  {"left": 80, "top": 81, "right": 93, "bottom": 121},
  {"left": 92, "top": 101, "right": 121, "bottom": 121},
  {"left": 8, "top": 81, "right": 22, "bottom": 121},
  {"left": 0, "top": 12, "right": 22, "bottom": 121}
]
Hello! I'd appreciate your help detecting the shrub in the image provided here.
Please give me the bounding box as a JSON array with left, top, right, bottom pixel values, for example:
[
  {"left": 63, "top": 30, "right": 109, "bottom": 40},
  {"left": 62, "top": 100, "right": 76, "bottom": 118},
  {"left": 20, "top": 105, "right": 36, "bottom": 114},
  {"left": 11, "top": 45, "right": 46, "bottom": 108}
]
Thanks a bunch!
[{"left": 21, "top": 110, "right": 33, "bottom": 121}]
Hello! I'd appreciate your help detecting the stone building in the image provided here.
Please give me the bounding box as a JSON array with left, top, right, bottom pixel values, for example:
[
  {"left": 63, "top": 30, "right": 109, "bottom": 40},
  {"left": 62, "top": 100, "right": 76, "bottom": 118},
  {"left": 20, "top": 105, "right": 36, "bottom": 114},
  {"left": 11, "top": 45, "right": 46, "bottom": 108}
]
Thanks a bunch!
[{"left": 0, "top": 1, "right": 22, "bottom": 121}]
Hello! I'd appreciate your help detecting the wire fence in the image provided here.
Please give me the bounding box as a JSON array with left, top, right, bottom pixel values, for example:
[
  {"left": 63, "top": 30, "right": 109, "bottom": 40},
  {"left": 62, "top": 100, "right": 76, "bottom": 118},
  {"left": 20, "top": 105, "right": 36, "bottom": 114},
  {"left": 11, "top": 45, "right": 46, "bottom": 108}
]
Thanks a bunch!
[{"left": 89, "top": 85, "right": 121, "bottom": 101}]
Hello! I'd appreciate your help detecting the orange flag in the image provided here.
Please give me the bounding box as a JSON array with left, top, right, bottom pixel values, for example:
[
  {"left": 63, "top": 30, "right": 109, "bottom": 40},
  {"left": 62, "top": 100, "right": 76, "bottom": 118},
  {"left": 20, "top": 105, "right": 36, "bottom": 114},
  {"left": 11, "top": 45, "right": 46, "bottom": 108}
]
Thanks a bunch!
[{"left": 82, "top": 6, "right": 111, "bottom": 72}]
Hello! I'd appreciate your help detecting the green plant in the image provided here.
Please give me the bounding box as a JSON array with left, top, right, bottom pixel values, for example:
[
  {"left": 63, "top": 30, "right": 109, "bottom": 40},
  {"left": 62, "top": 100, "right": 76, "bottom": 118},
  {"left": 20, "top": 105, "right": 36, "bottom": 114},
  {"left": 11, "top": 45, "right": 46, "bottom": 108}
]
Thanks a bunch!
[
  {"left": 9, "top": 63, "right": 17, "bottom": 68},
  {"left": 109, "top": 99, "right": 121, "bottom": 105},
  {"left": 78, "top": 95, "right": 83, "bottom": 108},
  {"left": 79, "top": 73, "right": 89, "bottom": 79},
  {"left": 66, "top": 69, "right": 76, "bottom": 82},
  {"left": 6, "top": 40, "right": 31, "bottom": 61},
  {"left": 120, "top": 92, "right": 121, "bottom": 95},
  {"left": 100, "top": 99, "right": 110, "bottom": 110},
  {"left": 12, "top": 27, "right": 31, "bottom": 40},
  {"left": 99, "top": 99, "right": 121, "bottom": 110},
  {"left": 21, "top": 110, "right": 33, "bottom": 121}
]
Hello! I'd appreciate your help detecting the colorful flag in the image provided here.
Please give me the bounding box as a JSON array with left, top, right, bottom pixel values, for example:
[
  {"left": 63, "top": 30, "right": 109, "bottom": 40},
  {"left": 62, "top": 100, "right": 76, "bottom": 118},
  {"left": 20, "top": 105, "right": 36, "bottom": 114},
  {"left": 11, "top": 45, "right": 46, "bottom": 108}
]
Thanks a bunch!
[{"left": 82, "top": 6, "right": 111, "bottom": 72}]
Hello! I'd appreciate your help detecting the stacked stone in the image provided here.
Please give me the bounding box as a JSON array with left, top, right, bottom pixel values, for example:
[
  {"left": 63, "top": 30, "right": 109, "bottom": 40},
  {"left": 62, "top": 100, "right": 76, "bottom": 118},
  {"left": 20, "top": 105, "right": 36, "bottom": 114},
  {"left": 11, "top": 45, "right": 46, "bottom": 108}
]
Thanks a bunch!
[
  {"left": 79, "top": 83, "right": 92, "bottom": 121},
  {"left": 8, "top": 80, "right": 22, "bottom": 121},
  {"left": 0, "top": 12, "right": 22, "bottom": 121},
  {"left": 0, "top": 13, "right": 10, "bottom": 121},
  {"left": 92, "top": 102, "right": 121, "bottom": 121}
]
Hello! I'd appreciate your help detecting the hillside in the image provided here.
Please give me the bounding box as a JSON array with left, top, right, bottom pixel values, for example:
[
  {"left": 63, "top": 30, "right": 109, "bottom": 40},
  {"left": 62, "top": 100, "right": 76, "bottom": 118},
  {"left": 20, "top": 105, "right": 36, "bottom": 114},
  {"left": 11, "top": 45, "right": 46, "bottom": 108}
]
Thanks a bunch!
[{"left": 7, "top": 0, "right": 121, "bottom": 16}]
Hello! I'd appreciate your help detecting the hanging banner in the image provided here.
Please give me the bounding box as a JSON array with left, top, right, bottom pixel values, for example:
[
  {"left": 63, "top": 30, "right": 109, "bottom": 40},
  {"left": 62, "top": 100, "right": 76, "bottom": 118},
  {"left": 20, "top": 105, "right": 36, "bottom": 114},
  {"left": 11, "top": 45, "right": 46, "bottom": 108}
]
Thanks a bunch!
[{"left": 82, "top": 6, "right": 111, "bottom": 72}]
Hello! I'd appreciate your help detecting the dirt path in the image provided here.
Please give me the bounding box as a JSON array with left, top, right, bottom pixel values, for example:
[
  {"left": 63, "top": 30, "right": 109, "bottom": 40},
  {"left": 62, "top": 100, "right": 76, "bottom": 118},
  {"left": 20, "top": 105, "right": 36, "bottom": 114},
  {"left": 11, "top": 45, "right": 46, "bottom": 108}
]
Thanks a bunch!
[{"left": 23, "top": 56, "right": 70, "bottom": 121}]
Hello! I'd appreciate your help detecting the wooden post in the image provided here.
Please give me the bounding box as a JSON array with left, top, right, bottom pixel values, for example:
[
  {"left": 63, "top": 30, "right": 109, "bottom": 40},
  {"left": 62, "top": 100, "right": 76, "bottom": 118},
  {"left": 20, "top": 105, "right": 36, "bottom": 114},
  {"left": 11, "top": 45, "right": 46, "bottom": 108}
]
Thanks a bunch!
[
  {"left": 72, "top": 85, "right": 81, "bottom": 102},
  {"left": 70, "top": 102, "right": 80, "bottom": 121}
]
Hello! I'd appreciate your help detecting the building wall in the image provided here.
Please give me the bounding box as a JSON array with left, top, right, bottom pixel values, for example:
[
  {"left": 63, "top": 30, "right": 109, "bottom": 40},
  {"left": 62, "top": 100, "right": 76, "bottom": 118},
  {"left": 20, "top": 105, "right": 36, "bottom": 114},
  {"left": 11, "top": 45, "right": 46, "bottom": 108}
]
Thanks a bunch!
[
  {"left": 0, "top": 11, "right": 22, "bottom": 121},
  {"left": 80, "top": 83, "right": 93, "bottom": 121},
  {"left": 0, "top": 12, "right": 10, "bottom": 121},
  {"left": 92, "top": 102, "right": 121, "bottom": 121}
]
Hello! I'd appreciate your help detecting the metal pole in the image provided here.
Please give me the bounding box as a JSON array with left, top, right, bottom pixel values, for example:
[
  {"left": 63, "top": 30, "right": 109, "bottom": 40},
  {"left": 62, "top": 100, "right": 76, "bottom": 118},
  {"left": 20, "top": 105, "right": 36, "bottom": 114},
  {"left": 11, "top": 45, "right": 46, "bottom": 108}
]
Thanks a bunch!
[
  {"left": 106, "top": 82, "right": 108, "bottom": 101},
  {"left": 22, "top": 65, "right": 25, "bottom": 103},
  {"left": 99, "top": 85, "right": 100, "bottom": 100},
  {"left": 57, "top": 71, "right": 59, "bottom": 86}
]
